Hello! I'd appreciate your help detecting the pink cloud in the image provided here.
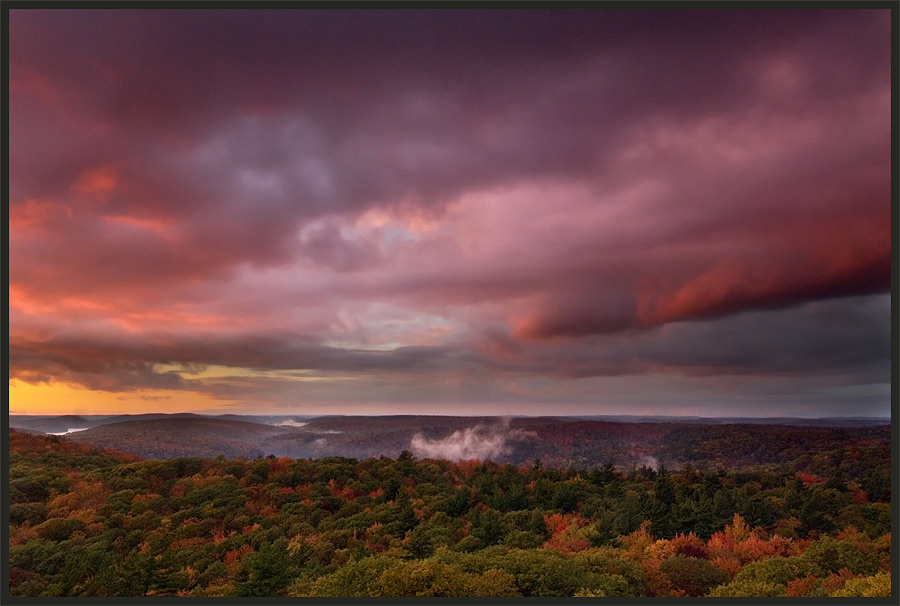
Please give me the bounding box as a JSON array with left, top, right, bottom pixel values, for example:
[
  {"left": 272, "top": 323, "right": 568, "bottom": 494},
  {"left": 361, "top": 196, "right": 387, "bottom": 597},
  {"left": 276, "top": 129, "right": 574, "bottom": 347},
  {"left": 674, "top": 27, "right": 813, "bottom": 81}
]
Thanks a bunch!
[{"left": 7, "top": 9, "right": 891, "bottom": 415}]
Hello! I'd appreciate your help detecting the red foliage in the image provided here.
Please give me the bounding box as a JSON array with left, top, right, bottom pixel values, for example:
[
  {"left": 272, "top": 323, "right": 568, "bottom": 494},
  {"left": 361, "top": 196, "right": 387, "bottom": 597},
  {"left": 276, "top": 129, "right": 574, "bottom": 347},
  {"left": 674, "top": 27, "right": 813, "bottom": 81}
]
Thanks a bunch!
[
  {"left": 455, "top": 460, "right": 481, "bottom": 478},
  {"left": 327, "top": 478, "right": 341, "bottom": 496},
  {"left": 542, "top": 513, "right": 590, "bottom": 553},
  {"left": 819, "top": 568, "right": 862, "bottom": 594},
  {"left": 544, "top": 513, "right": 572, "bottom": 534},
  {"left": 709, "top": 556, "right": 742, "bottom": 580},
  {"left": 638, "top": 557, "right": 677, "bottom": 597},
  {"left": 268, "top": 457, "right": 293, "bottom": 474},
  {"left": 786, "top": 575, "right": 818, "bottom": 597},
  {"left": 9, "top": 567, "right": 40, "bottom": 589},
  {"left": 224, "top": 544, "right": 253, "bottom": 566},
  {"left": 706, "top": 531, "right": 735, "bottom": 559},
  {"left": 259, "top": 504, "right": 279, "bottom": 518},
  {"left": 733, "top": 534, "right": 778, "bottom": 563},
  {"left": 766, "top": 534, "right": 798, "bottom": 558},
  {"left": 668, "top": 533, "right": 709, "bottom": 559},
  {"left": 678, "top": 544, "right": 709, "bottom": 560},
  {"left": 797, "top": 473, "right": 827, "bottom": 486}
]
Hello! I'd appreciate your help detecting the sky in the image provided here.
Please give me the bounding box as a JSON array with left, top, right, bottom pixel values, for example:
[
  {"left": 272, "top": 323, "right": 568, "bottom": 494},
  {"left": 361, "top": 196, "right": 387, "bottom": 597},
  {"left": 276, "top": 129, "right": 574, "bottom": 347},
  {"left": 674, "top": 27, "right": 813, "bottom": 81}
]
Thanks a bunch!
[{"left": 8, "top": 9, "right": 893, "bottom": 418}]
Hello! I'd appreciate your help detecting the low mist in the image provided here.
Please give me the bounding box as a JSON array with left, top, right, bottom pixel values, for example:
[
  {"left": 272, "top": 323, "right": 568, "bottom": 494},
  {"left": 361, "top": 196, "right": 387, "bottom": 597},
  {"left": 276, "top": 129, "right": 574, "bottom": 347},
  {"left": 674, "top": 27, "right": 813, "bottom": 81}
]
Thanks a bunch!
[
  {"left": 271, "top": 419, "right": 308, "bottom": 428},
  {"left": 640, "top": 456, "right": 659, "bottom": 470},
  {"left": 410, "top": 423, "right": 533, "bottom": 462}
]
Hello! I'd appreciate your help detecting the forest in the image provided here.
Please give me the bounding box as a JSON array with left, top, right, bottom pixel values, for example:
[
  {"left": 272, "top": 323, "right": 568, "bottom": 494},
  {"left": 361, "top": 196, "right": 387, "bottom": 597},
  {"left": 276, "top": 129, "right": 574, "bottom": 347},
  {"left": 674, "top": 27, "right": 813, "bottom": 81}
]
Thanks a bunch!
[
  {"left": 13, "top": 413, "right": 889, "bottom": 475},
  {"left": 7, "top": 428, "right": 892, "bottom": 598}
]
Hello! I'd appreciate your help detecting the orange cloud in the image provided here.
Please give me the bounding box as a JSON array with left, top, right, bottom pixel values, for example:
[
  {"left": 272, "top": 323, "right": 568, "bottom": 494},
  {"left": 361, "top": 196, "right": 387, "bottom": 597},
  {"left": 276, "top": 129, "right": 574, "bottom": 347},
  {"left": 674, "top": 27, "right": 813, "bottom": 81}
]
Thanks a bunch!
[
  {"left": 9, "top": 198, "right": 67, "bottom": 230},
  {"left": 641, "top": 258, "right": 758, "bottom": 326},
  {"left": 638, "top": 220, "right": 891, "bottom": 328},
  {"left": 110, "top": 309, "right": 253, "bottom": 333},
  {"left": 9, "top": 284, "right": 61, "bottom": 316},
  {"left": 73, "top": 167, "right": 117, "bottom": 198}
]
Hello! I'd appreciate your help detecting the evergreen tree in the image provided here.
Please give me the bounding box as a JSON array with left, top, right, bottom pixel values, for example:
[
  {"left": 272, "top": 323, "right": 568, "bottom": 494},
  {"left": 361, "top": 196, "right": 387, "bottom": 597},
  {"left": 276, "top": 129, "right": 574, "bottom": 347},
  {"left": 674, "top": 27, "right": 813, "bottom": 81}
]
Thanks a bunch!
[
  {"left": 650, "top": 471, "right": 677, "bottom": 539},
  {"left": 237, "top": 540, "right": 292, "bottom": 597}
]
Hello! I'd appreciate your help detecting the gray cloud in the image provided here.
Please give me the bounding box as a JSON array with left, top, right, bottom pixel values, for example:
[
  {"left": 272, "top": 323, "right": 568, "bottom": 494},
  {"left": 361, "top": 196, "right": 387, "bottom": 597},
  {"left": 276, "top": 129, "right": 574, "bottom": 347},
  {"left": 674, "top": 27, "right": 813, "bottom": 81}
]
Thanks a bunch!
[{"left": 8, "top": 10, "right": 891, "bottom": 416}]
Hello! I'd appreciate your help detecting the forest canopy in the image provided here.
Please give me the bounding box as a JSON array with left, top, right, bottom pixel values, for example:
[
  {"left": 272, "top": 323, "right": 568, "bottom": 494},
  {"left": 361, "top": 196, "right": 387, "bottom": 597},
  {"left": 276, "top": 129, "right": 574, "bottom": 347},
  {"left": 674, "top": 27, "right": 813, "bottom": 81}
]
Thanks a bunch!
[{"left": 7, "top": 429, "right": 892, "bottom": 598}]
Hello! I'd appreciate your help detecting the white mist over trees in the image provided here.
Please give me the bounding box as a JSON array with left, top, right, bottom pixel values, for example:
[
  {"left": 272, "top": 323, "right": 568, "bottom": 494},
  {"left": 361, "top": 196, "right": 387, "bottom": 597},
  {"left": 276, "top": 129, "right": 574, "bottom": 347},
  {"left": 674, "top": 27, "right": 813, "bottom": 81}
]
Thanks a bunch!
[{"left": 410, "top": 423, "right": 534, "bottom": 462}]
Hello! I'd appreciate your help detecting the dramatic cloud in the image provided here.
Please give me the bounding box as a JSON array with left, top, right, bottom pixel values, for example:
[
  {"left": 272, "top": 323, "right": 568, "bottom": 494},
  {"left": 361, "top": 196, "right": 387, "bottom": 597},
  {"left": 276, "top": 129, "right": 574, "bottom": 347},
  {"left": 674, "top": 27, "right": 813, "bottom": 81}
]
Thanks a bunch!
[{"left": 8, "top": 9, "right": 892, "bottom": 416}]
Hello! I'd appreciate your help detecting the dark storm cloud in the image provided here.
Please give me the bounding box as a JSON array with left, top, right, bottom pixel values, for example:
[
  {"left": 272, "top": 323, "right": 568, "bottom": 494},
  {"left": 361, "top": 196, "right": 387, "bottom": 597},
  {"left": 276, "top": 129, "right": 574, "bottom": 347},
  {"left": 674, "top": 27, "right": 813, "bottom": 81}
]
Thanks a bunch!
[
  {"left": 503, "top": 295, "right": 892, "bottom": 380},
  {"left": 8, "top": 9, "right": 891, "bottom": 414},
  {"left": 8, "top": 295, "right": 888, "bottom": 402},
  {"left": 8, "top": 326, "right": 487, "bottom": 394},
  {"left": 11, "top": 10, "right": 889, "bottom": 268}
]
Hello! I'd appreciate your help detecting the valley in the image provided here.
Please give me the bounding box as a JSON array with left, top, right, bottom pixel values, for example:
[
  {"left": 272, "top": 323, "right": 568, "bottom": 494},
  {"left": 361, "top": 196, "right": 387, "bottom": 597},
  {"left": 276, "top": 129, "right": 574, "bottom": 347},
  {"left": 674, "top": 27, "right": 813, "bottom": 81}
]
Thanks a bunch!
[{"left": 8, "top": 414, "right": 891, "bottom": 482}]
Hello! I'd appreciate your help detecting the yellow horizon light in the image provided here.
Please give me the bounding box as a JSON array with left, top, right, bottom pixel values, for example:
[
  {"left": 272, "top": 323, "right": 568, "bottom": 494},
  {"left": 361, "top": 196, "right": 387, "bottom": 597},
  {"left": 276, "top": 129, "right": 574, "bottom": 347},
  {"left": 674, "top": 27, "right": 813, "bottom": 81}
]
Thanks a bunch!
[{"left": 8, "top": 379, "right": 234, "bottom": 416}]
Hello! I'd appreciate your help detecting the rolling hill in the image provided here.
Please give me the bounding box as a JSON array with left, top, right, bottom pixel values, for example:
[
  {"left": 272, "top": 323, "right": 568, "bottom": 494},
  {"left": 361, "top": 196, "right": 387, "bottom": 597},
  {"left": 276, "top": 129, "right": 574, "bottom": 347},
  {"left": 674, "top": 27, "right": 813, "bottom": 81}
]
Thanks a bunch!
[
  {"left": 26, "top": 414, "right": 886, "bottom": 482},
  {"left": 66, "top": 417, "right": 285, "bottom": 459}
]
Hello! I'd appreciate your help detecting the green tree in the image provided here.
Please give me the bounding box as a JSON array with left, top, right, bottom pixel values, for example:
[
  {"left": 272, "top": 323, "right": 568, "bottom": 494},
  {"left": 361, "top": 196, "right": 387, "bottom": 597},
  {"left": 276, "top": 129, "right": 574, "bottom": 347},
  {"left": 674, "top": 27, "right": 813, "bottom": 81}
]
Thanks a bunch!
[
  {"left": 800, "top": 537, "right": 879, "bottom": 576},
  {"left": 470, "top": 508, "right": 504, "bottom": 546},
  {"left": 709, "top": 579, "right": 786, "bottom": 597},
  {"left": 33, "top": 518, "right": 85, "bottom": 542},
  {"left": 650, "top": 472, "right": 677, "bottom": 539},
  {"left": 308, "top": 556, "right": 396, "bottom": 597},
  {"left": 116, "top": 551, "right": 159, "bottom": 596},
  {"left": 495, "top": 549, "right": 589, "bottom": 597},
  {"left": 733, "top": 556, "right": 815, "bottom": 587},
  {"left": 236, "top": 540, "right": 292, "bottom": 596}
]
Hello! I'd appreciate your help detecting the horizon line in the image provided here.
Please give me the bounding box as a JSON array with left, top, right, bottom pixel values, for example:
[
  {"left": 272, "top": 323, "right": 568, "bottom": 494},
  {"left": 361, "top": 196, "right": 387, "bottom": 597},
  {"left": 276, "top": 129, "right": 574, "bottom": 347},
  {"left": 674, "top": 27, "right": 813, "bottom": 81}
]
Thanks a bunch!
[{"left": 7, "top": 412, "right": 892, "bottom": 420}]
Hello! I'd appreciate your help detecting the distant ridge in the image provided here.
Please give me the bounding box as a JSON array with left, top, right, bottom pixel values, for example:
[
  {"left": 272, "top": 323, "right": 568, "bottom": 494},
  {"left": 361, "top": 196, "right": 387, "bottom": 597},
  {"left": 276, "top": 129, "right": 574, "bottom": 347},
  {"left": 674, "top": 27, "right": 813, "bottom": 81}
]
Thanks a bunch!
[
  {"left": 8, "top": 415, "right": 94, "bottom": 434},
  {"left": 557, "top": 415, "right": 890, "bottom": 427},
  {"left": 10, "top": 412, "right": 889, "bottom": 434},
  {"left": 66, "top": 417, "right": 284, "bottom": 459},
  {"left": 11, "top": 413, "right": 887, "bottom": 474}
]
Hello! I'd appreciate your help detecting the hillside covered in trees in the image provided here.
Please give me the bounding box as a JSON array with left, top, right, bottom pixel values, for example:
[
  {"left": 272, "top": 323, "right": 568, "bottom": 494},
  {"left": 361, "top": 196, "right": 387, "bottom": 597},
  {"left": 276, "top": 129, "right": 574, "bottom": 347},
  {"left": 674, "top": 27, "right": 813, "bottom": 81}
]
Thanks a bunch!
[
  {"left": 7, "top": 429, "right": 891, "bottom": 598},
  {"left": 27, "top": 414, "right": 888, "bottom": 481}
]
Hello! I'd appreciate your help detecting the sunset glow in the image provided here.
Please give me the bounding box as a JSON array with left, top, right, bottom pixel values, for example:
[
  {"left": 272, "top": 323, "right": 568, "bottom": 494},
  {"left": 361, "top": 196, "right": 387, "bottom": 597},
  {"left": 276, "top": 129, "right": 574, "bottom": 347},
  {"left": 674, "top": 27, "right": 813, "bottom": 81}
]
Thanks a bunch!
[{"left": 8, "top": 9, "right": 892, "bottom": 417}]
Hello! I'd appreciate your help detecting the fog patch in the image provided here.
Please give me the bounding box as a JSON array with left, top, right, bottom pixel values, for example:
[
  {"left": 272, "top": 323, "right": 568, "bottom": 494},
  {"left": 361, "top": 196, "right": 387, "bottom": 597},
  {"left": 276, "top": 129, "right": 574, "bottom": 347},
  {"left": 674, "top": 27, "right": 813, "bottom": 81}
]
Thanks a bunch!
[
  {"left": 271, "top": 419, "right": 307, "bottom": 428},
  {"left": 640, "top": 456, "right": 659, "bottom": 470},
  {"left": 410, "top": 423, "right": 534, "bottom": 462},
  {"left": 49, "top": 427, "right": 89, "bottom": 436}
]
